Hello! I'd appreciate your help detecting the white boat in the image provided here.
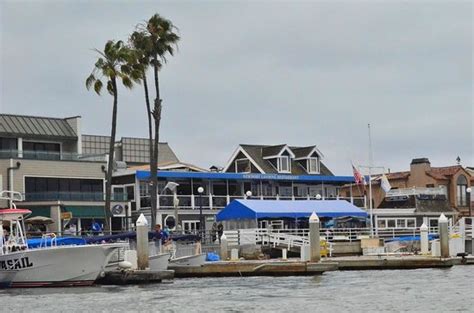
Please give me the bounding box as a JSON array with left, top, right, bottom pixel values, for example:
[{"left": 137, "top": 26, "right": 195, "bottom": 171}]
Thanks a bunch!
[
  {"left": 168, "top": 253, "right": 206, "bottom": 267},
  {"left": 0, "top": 191, "right": 122, "bottom": 288},
  {"left": 149, "top": 253, "right": 170, "bottom": 271},
  {"left": 1, "top": 243, "right": 119, "bottom": 287}
]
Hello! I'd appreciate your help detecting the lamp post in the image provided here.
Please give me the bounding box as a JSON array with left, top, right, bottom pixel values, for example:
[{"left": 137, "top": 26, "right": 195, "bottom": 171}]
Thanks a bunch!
[
  {"left": 245, "top": 190, "right": 252, "bottom": 199},
  {"left": 197, "top": 186, "right": 204, "bottom": 240},
  {"left": 467, "top": 187, "right": 472, "bottom": 217}
]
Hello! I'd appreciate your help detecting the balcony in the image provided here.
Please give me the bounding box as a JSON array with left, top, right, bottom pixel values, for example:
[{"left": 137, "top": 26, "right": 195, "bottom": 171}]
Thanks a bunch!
[
  {"left": 386, "top": 187, "right": 447, "bottom": 197},
  {"left": 0, "top": 149, "right": 106, "bottom": 162},
  {"left": 24, "top": 192, "right": 127, "bottom": 202},
  {"left": 145, "top": 194, "right": 366, "bottom": 210}
]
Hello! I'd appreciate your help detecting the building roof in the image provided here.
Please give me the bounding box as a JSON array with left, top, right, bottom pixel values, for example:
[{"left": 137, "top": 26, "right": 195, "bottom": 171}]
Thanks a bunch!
[
  {"left": 216, "top": 199, "right": 367, "bottom": 221},
  {"left": 0, "top": 113, "right": 77, "bottom": 140},
  {"left": 428, "top": 166, "right": 464, "bottom": 179},
  {"left": 130, "top": 161, "right": 207, "bottom": 172},
  {"left": 262, "top": 144, "right": 287, "bottom": 157},
  {"left": 229, "top": 144, "right": 333, "bottom": 176}
]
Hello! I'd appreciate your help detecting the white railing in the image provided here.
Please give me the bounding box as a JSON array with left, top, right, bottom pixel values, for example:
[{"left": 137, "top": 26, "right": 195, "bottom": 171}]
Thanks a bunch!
[{"left": 386, "top": 186, "right": 447, "bottom": 197}]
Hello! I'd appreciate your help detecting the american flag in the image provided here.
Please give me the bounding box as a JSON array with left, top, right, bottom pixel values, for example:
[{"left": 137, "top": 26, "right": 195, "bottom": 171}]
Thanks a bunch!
[{"left": 352, "top": 164, "right": 364, "bottom": 185}]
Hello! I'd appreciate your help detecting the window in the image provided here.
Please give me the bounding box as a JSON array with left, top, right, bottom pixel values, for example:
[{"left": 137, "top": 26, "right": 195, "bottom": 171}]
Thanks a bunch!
[
  {"left": 23, "top": 141, "right": 60, "bottom": 160},
  {"left": 0, "top": 137, "right": 18, "bottom": 155},
  {"left": 456, "top": 175, "right": 468, "bottom": 206},
  {"left": 377, "top": 219, "right": 386, "bottom": 228},
  {"left": 377, "top": 218, "right": 416, "bottom": 229},
  {"left": 307, "top": 158, "right": 320, "bottom": 174},
  {"left": 235, "top": 159, "right": 251, "bottom": 173},
  {"left": 278, "top": 156, "right": 290, "bottom": 173},
  {"left": 24, "top": 177, "right": 103, "bottom": 200}
]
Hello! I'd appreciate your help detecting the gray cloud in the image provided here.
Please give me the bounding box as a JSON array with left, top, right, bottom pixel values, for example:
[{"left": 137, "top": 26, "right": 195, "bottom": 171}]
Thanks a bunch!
[{"left": 1, "top": 0, "right": 472, "bottom": 175}]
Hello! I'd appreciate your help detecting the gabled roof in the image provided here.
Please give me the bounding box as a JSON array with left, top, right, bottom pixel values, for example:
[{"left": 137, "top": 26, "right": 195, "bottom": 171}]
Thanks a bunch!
[
  {"left": 291, "top": 146, "right": 324, "bottom": 159},
  {"left": 0, "top": 113, "right": 77, "bottom": 140},
  {"left": 428, "top": 166, "right": 464, "bottom": 179},
  {"left": 262, "top": 144, "right": 287, "bottom": 157},
  {"left": 223, "top": 144, "right": 333, "bottom": 176}
]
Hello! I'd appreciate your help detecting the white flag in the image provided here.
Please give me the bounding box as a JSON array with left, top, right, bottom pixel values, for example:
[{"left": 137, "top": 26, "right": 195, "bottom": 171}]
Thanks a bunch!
[{"left": 381, "top": 174, "right": 391, "bottom": 192}]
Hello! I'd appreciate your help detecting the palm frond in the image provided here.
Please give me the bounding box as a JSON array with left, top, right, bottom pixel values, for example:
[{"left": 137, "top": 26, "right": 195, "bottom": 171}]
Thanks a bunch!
[
  {"left": 93, "top": 79, "right": 103, "bottom": 95},
  {"left": 122, "top": 76, "right": 133, "bottom": 89},
  {"left": 85, "top": 74, "right": 96, "bottom": 90},
  {"left": 107, "top": 80, "right": 114, "bottom": 95}
]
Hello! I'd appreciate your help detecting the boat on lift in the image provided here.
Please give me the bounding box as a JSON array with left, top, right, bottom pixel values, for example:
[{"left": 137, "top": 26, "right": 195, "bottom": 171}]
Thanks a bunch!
[{"left": 0, "top": 191, "right": 123, "bottom": 288}]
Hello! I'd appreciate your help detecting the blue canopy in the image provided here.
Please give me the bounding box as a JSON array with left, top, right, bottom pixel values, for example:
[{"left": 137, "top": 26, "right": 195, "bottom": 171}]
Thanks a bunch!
[
  {"left": 27, "top": 237, "right": 86, "bottom": 248},
  {"left": 216, "top": 200, "right": 368, "bottom": 221}
]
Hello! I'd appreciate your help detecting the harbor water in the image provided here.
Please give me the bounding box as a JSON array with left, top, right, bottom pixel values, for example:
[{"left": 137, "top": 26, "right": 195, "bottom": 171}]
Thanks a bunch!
[{"left": 1, "top": 266, "right": 472, "bottom": 312}]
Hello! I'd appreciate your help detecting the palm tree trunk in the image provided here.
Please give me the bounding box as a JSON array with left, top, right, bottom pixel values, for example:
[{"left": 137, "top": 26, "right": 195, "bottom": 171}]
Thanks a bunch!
[
  {"left": 143, "top": 74, "right": 153, "bottom": 163},
  {"left": 150, "top": 56, "right": 161, "bottom": 228},
  {"left": 104, "top": 78, "right": 118, "bottom": 234},
  {"left": 145, "top": 73, "right": 157, "bottom": 228}
]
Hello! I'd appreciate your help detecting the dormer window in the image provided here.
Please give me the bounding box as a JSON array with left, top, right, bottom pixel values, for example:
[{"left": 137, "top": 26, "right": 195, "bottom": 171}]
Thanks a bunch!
[
  {"left": 235, "top": 158, "right": 251, "bottom": 173},
  {"left": 307, "top": 157, "right": 320, "bottom": 174},
  {"left": 278, "top": 156, "right": 290, "bottom": 173}
]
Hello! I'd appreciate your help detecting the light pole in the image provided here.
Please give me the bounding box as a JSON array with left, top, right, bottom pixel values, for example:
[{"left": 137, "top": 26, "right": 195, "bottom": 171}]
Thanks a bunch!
[
  {"left": 197, "top": 186, "right": 204, "bottom": 240},
  {"left": 467, "top": 187, "right": 472, "bottom": 217},
  {"left": 245, "top": 190, "right": 252, "bottom": 199}
]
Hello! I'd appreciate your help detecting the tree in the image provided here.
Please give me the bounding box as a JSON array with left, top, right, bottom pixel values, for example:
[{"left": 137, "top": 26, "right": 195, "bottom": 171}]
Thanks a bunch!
[
  {"left": 134, "top": 14, "right": 180, "bottom": 228},
  {"left": 86, "top": 40, "right": 141, "bottom": 232},
  {"left": 129, "top": 31, "right": 154, "bottom": 174}
]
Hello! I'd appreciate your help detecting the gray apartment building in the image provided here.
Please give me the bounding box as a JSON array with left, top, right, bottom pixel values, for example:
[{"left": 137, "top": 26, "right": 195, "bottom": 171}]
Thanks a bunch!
[{"left": 0, "top": 113, "right": 179, "bottom": 234}]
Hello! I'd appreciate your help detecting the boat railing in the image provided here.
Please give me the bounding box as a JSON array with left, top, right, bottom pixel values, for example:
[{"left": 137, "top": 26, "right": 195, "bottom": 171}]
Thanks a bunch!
[{"left": 39, "top": 233, "right": 58, "bottom": 248}]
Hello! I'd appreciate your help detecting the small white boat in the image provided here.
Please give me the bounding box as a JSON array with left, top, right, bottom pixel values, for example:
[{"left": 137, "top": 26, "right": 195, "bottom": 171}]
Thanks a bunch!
[
  {"left": 169, "top": 253, "right": 206, "bottom": 267},
  {"left": 149, "top": 253, "right": 170, "bottom": 271}
]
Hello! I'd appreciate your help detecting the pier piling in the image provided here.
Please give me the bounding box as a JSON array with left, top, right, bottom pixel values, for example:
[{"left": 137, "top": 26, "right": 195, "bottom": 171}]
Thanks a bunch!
[
  {"left": 136, "top": 213, "right": 149, "bottom": 270},
  {"left": 309, "top": 212, "right": 320, "bottom": 262},
  {"left": 220, "top": 233, "right": 229, "bottom": 260},
  {"left": 438, "top": 213, "right": 449, "bottom": 258},
  {"left": 420, "top": 223, "right": 429, "bottom": 255}
]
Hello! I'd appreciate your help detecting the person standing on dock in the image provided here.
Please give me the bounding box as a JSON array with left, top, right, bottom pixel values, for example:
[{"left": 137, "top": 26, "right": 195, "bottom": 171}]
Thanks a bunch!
[
  {"left": 211, "top": 222, "right": 218, "bottom": 243},
  {"left": 217, "top": 222, "right": 224, "bottom": 243}
]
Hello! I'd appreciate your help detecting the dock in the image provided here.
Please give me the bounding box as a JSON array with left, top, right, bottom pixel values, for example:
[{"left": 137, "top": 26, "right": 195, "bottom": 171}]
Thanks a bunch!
[
  {"left": 173, "top": 255, "right": 457, "bottom": 278},
  {"left": 172, "top": 260, "right": 338, "bottom": 278},
  {"left": 324, "top": 255, "right": 455, "bottom": 270},
  {"left": 96, "top": 270, "right": 174, "bottom": 285}
]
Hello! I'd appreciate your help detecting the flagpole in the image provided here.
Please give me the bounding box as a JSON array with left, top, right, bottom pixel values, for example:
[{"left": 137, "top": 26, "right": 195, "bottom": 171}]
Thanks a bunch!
[{"left": 368, "top": 123, "right": 374, "bottom": 237}]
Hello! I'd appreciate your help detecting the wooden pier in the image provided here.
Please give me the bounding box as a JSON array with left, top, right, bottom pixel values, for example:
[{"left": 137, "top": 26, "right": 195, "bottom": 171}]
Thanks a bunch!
[
  {"left": 173, "top": 260, "right": 338, "bottom": 278},
  {"left": 324, "top": 255, "right": 455, "bottom": 270}
]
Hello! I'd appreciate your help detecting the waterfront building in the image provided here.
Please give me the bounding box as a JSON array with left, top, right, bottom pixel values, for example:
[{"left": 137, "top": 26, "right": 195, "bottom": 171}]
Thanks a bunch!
[
  {"left": 112, "top": 144, "right": 361, "bottom": 232},
  {"left": 340, "top": 157, "right": 473, "bottom": 233},
  {"left": 0, "top": 113, "right": 178, "bottom": 234}
]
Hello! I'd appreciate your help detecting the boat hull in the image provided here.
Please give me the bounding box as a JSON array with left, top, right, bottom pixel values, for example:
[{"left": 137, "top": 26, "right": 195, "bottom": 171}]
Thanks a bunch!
[
  {"left": 0, "top": 270, "right": 17, "bottom": 288},
  {"left": 149, "top": 253, "right": 170, "bottom": 271},
  {"left": 0, "top": 245, "right": 118, "bottom": 288},
  {"left": 169, "top": 253, "right": 206, "bottom": 267}
]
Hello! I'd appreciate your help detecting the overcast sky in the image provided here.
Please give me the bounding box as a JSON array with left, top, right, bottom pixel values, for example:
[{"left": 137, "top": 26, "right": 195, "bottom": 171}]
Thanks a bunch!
[{"left": 1, "top": 1, "right": 472, "bottom": 175}]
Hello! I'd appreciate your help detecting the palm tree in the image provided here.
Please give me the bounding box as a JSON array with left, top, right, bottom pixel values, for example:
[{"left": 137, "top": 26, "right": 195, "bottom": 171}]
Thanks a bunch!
[
  {"left": 85, "top": 40, "right": 141, "bottom": 232},
  {"left": 134, "top": 14, "right": 179, "bottom": 228},
  {"left": 129, "top": 31, "right": 154, "bottom": 172}
]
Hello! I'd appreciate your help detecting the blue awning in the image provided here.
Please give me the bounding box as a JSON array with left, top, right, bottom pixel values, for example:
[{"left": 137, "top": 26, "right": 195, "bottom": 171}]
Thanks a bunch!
[
  {"left": 216, "top": 200, "right": 368, "bottom": 221},
  {"left": 135, "top": 170, "right": 355, "bottom": 183}
]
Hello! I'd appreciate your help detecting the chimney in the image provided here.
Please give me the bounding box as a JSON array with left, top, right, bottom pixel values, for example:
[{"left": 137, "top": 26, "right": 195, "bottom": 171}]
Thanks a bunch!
[{"left": 410, "top": 158, "right": 431, "bottom": 176}]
